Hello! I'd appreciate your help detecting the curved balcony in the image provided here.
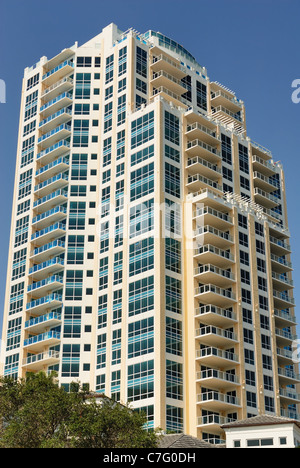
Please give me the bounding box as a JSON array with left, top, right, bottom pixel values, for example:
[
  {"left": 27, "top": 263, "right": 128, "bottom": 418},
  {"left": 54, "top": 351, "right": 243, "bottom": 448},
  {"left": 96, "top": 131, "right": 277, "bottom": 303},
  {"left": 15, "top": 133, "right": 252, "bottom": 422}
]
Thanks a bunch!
[
  {"left": 197, "top": 391, "right": 241, "bottom": 411},
  {"left": 26, "top": 293, "right": 62, "bottom": 316},
  {"left": 42, "top": 59, "right": 74, "bottom": 85},
  {"left": 32, "top": 206, "right": 67, "bottom": 230},
  {"left": 23, "top": 330, "right": 61, "bottom": 352},
  {"left": 40, "top": 92, "right": 73, "bottom": 118},
  {"left": 38, "top": 124, "right": 72, "bottom": 150},
  {"left": 36, "top": 157, "right": 69, "bottom": 182},
  {"left": 37, "top": 140, "right": 70, "bottom": 166},
  {"left": 42, "top": 76, "right": 73, "bottom": 103},
  {"left": 196, "top": 347, "right": 239, "bottom": 367},
  {"left": 39, "top": 107, "right": 72, "bottom": 133},
  {"left": 31, "top": 222, "right": 66, "bottom": 246},
  {"left": 195, "top": 325, "right": 238, "bottom": 347},
  {"left": 25, "top": 311, "right": 62, "bottom": 334},
  {"left": 22, "top": 350, "right": 60, "bottom": 371},
  {"left": 27, "top": 275, "right": 63, "bottom": 298},
  {"left": 196, "top": 368, "right": 240, "bottom": 390},
  {"left": 194, "top": 264, "right": 235, "bottom": 288},
  {"left": 33, "top": 189, "right": 68, "bottom": 214},
  {"left": 195, "top": 304, "right": 237, "bottom": 327},
  {"left": 28, "top": 257, "right": 64, "bottom": 280},
  {"left": 34, "top": 172, "right": 69, "bottom": 198},
  {"left": 194, "top": 244, "right": 234, "bottom": 268},
  {"left": 30, "top": 239, "right": 65, "bottom": 263}
]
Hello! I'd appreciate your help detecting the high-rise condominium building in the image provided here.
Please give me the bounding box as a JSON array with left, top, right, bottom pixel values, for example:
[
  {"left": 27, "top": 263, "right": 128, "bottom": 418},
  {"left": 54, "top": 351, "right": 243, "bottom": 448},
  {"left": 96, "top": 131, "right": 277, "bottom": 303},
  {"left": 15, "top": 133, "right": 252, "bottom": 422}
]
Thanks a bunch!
[{"left": 1, "top": 23, "right": 298, "bottom": 444}]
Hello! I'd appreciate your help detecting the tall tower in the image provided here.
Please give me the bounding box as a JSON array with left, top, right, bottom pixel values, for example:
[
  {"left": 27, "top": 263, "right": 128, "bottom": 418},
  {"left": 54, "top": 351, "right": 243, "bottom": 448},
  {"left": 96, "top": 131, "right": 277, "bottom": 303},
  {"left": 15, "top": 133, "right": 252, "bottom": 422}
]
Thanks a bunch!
[{"left": 1, "top": 23, "right": 298, "bottom": 443}]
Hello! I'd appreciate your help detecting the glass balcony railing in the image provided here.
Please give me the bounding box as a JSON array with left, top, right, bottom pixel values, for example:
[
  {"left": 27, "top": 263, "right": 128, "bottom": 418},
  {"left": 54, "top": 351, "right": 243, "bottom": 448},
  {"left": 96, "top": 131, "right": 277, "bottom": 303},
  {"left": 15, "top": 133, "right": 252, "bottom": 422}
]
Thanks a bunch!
[
  {"left": 36, "top": 140, "right": 70, "bottom": 162},
  {"left": 30, "top": 240, "right": 65, "bottom": 259},
  {"left": 31, "top": 222, "right": 66, "bottom": 242},
  {"left": 29, "top": 257, "right": 64, "bottom": 276},
  {"left": 34, "top": 172, "right": 69, "bottom": 193},
  {"left": 40, "top": 92, "right": 73, "bottom": 113},
  {"left": 25, "top": 311, "right": 62, "bottom": 330},
  {"left": 38, "top": 124, "right": 71, "bottom": 144},
  {"left": 42, "top": 60, "right": 74, "bottom": 81},
  {"left": 33, "top": 189, "right": 68, "bottom": 210},
  {"left": 24, "top": 330, "right": 61, "bottom": 348},
  {"left": 32, "top": 206, "right": 67, "bottom": 225},
  {"left": 27, "top": 275, "right": 63, "bottom": 294},
  {"left": 35, "top": 157, "right": 69, "bottom": 178},
  {"left": 39, "top": 107, "right": 72, "bottom": 128},
  {"left": 26, "top": 293, "right": 62, "bottom": 311}
]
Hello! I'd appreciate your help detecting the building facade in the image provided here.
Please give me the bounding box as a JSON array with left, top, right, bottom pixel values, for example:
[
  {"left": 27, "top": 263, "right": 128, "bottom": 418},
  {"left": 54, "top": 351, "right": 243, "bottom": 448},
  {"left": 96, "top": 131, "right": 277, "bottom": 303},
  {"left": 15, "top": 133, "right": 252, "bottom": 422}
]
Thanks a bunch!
[{"left": 1, "top": 23, "right": 298, "bottom": 444}]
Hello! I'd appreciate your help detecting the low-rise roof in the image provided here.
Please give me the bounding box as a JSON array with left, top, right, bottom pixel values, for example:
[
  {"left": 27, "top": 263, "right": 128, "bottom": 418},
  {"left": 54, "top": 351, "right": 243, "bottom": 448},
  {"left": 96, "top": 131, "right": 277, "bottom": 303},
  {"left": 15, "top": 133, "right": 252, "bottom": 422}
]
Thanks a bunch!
[
  {"left": 221, "top": 414, "right": 300, "bottom": 430},
  {"left": 159, "top": 433, "right": 223, "bottom": 448}
]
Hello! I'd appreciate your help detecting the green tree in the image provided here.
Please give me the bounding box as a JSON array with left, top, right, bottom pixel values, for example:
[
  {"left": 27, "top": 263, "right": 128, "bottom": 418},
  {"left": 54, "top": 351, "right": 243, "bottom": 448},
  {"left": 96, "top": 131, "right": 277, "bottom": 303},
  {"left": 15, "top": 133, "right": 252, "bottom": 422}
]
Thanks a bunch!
[{"left": 0, "top": 372, "right": 160, "bottom": 449}]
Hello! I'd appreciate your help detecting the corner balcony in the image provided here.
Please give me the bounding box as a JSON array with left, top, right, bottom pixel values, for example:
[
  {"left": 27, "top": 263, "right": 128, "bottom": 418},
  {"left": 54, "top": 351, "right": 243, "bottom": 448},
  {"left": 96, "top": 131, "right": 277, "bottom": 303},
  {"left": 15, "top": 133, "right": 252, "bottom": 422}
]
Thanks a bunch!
[
  {"left": 275, "top": 328, "right": 297, "bottom": 347},
  {"left": 274, "top": 309, "right": 297, "bottom": 328},
  {"left": 196, "top": 368, "right": 240, "bottom": 390},
  {"left": 38, "top": 124, "right": 71, "bottom": 150},
  {"left": 36, "top": 157, "right": 70, "bottom": 182},
  {"left": 22, "top": 350, "right": 60, "bottom": 371},
  {"left": 27, "top": 275, "right": 64, "bottom": 298},
  {"left": 210, "top": 90, "right": 242, "bottom": 114},
  {"left": 187, "top": 174, "right": 222, "bottom": 194},
  {"left": 277, "top": 367, "right": 300, "bottom": 385},
  {"left": 28, "top": 257, "right": 64, "bottom": 281},
  {"left": 194, "top": 225, "right": 234, "bottom": 249},
  {"left": 270, "top": 254, "right": 293, "bottom": 273},
  {"left": 269, "top": 236, "right": 292, "bottom": 256},
  {"left": 186, "top": 139, "right": 221, "bottom": 163},
  {"left": 195, "top": 304, "right": 237, "bottom": 327},
  {"left": 211, "top": 105, "right": 243, "bottom": 126},
  {"left": 252, "top": 154, "right": 277, "bottom": 177},
  {"left": 197, "top": 391, "right": 241, "bottom": 411},
  {"left": 24, "top": 311, "right": 62, "bottom": 334},
  {"left": 39, "top": 107, "right": 72, "bottom": 133},
  {"left": 42, "top": 59, "right": 74, "bottom": 86},
  {"left": 26, "top": 293, "right": 62, "bottom": 316},
  {"left": 193, "top": 206, "right": 233, "bottom": 230},
  {"left": 254, "top": 187, "right": 279, "bottom": 209},
  {"left": 31, "top": 222, "right": 66, "bottom": 247},
  {"left": 194, "top": 264, "right": 235, "bottom": 288},
  {"left": 273, "top": 290, "right": 295, "bottom": 309},
  {"left": 279, "top": 387, "right": 300, "bottom": 405},
  {"left": 33, "top": 189, "right": 68, "bottom": 214},
  {"left": 253, "top": 171, "right": 278, "bottom": 192},
  {"left": 23, "top": 330, "right": 61, "bottom": 352},
  {"left": 196, "top": 347, "right": 239, "bottom": 368},
  {"left": 151, "top": 70, "right": 187, "bottom": 96},
  {"left": 195, "top": 325, "right": 238, "bottom": 347},
  {"left": 277, "top": 347, "right": 294, "bottom": 366},
  {"left": 36, "top": 140, "right": 70, "bottom": 166},
  {"left": 30, "top": 240, "right": 65, "bottom": 263},
  {"left": 32, "top": 206, "right": 67, "bottom": 230},
  {"left": 272, "top": 272, "right": 294, "bottom": 291},
  {"left": 186, "top": 156, "right": 221, "bottom": 180},
  {"left": 197, "top": 414, "right": 235, "bottom": 432},
  {"left": 151, "top": 53, "right": 186, "bottom": 80},
  {"left": 194, "top": 244, "right": 235, "bottom": 269},
  {"left": 186, "top": 122, "right": 220, "bottom": 146}
]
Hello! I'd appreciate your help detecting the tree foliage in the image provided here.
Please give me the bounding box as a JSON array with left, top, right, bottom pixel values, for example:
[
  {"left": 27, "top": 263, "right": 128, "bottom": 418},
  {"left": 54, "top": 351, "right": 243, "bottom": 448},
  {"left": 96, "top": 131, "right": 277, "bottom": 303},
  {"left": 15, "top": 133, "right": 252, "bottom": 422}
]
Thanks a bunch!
[{"left": 0, "top": 372, "right": 160, "bottom": 449}]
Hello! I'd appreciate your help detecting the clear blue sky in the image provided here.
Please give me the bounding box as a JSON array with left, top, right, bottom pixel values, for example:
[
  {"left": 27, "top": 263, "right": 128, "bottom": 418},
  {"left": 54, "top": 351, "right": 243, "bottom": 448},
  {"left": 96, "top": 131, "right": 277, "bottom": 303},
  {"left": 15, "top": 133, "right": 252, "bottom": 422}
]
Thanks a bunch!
[{"left": 1, "top": 0, "right": 300, "bottom": 334}]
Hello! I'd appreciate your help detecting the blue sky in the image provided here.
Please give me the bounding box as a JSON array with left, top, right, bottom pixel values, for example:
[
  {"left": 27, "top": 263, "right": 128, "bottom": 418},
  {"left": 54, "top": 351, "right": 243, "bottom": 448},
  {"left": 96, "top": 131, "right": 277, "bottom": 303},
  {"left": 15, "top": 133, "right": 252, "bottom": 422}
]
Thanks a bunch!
[{"left": 0, "top": 0, "right": 300, "bottom": 333}]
